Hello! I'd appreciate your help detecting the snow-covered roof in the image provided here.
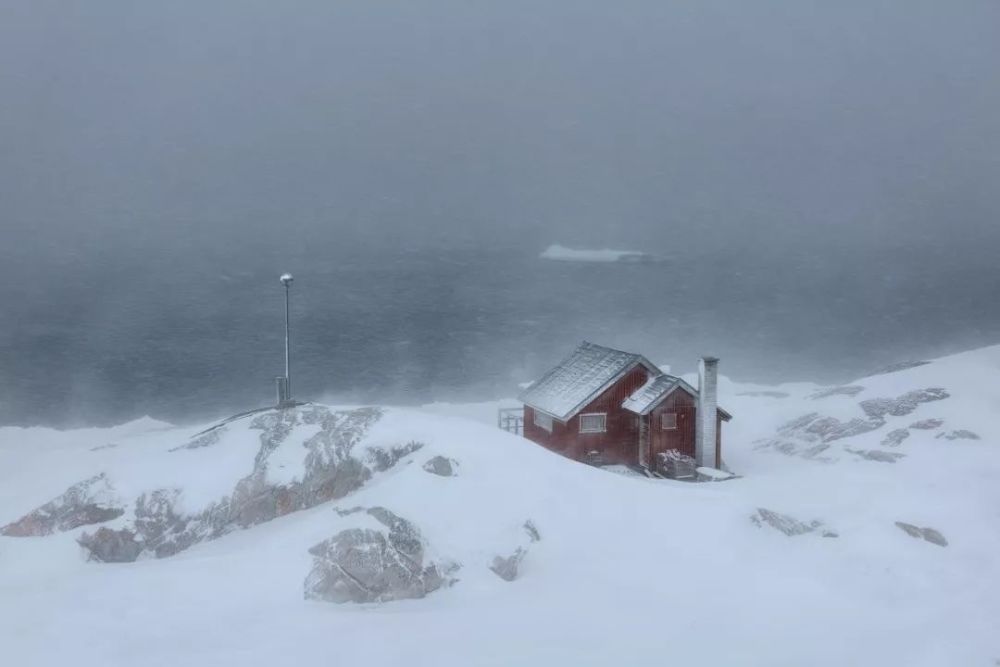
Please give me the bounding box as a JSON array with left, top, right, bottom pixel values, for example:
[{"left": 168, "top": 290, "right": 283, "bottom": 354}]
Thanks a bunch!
[
  {"left": 519, "top": 342, "right": 658, "bottom": 421},
  {"left": 621, "top": 374, "right": 681, "bottom": 415}
]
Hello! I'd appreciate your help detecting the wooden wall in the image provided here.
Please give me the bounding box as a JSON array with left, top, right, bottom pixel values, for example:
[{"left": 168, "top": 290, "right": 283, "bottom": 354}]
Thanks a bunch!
[{"left": 523, "top": 365, "right": 650, "bottom": 465}]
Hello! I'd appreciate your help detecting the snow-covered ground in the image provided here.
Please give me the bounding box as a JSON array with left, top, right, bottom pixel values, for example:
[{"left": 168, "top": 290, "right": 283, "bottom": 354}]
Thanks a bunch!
[
  {"left": 2, "top": 346, "right": 999, "bottom": 666},
  {"left": 539, "top": 244, "right": 661, "bottom": 263}
]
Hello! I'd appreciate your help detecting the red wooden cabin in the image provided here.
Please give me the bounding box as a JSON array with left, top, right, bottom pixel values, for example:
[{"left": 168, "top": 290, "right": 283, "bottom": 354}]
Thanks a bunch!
[{"left": 519, "top": 342, "right": 731, "bottom": 470}]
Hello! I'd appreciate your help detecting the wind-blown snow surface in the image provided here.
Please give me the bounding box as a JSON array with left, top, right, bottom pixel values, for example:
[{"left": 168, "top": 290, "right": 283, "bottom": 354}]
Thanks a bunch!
[{"left": 2, "top": 346, "right": 1000, "bottom": 666}]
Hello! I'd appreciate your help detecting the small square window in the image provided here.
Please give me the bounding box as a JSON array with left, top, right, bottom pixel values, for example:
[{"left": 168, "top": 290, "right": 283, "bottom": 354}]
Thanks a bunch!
[
  {"left": 533, "top": 411, "right": 553, "bottom": 433},
  {"left": 661, "top": 413, "right": 678, "bottom": 430},
  {"left": 579, "top": 413, "right": 607, "bottom": 433}
]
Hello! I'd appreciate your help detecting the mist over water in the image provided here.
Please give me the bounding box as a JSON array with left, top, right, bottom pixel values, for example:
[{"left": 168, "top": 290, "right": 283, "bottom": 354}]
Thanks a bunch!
[{"left": 2, "top": 1, "right": 999, "bottom": 426}]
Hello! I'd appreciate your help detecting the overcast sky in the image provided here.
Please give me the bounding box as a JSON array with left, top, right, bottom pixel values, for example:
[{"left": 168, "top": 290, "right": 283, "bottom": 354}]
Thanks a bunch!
[
  {"left": 2, "top": 1, "right": 999, "bottom": 425},
  {"left": 2, "top": 0, "right": 998, "bottom": 258}
]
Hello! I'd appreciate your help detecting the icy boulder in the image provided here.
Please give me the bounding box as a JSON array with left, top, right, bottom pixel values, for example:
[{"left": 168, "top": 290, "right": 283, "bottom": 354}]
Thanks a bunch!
[
  {"left": 39, "top": 405, "right": 421, "bottom": 561},
  {"left": 895, "top": 522, "right": 948, "bottom": 547},
  {"left": 422, "top": 455, "right": 458, "bottom": 477},
  {"left": 1, "top": 473, "right": 124, "bottom": 537},
  {"left": 757, "top": 387, "right": 952, "bottom": 460},
  {"left": 78, "top": 527, "right": 143, "bottom": 563},
  {"left": 751, "top": 508, "right": 838, "bottom": 538},
  {"left": 489, "top": 520, "right": 541, "bottom": 582},
  {"left": 859, "top": 388, "right": 949, "bottom": 420},
  {"left": 304, "top": 507, "right": 458, "bottom": 604}
]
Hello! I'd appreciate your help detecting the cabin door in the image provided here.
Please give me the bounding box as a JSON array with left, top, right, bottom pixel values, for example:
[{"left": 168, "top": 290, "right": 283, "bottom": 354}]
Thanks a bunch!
[{"left": 650, "top": 406, "right": 696, "bottom": 464}]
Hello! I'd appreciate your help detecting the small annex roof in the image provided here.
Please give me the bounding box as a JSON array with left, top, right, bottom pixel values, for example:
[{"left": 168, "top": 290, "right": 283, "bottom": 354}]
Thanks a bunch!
[
  {"left": 622, "top": 375, "right": 733, "bottom": 420},
  {"left": 621, "top": 374, "right": 681, "bottom": 415},
  {"left": 519, "top": 341, "right": 659, "bottom": 422}
]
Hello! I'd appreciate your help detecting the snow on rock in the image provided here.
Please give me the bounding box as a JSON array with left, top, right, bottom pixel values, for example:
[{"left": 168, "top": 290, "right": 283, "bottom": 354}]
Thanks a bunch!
[
  {"left": 18, "top": 405, "right": 420, "bottom": 561},
  {"left": 859, "top": 388, "right": 950, "bottom": 420},
  {"left": 845, "top": 448, "right": 906, "bottom": 463},
  {"left": 78, "top": 526, "right": 143, "bottom": 563},
  {"left": 809, "top": 385, "right": 865, "bottom": 399},
  {"left": 881, "top": 428, "right": 911, "bottom": 447},
  {"left": 0, "top": 473, "right": 123, "bottom": 537},
  {"left": 3, "top": 344, "right": 1000, "bottom": 665},
  {"left": 910, "top": 418, "right": 944, "bottom": 430},
  {"left": 489, "top": 520, "right": 541, "bottom": 582},
  {"left": 895, "top": 522, "right": 948, "bottom": 547},
  {"left": 936, "top": 429, "right": 981, "bottom": 441},
  {"left": 758, "top": 387, "right": 953, "bottom": 460},
  {"left": 422, "top": 455, "right": 458, "bottom": 477},
  {"left": 304, "top": 507, "right": 458, "bottom": 604},
  {"left": 751, "top": 508, "right": 838, "bottom": 538}
]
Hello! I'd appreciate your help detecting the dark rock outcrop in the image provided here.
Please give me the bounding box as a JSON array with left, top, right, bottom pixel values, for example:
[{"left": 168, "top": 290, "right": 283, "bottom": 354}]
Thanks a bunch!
[
  {"left": 896, "top": 521, "right": 948, "bottom": 547},
  {"left": 859, "top": 388, "right": 949, "bottom": 420},
  {"left": 1, "top": 474, "right": 124, "bottom": 537},
  {"left": 809, "top": 385, "right": 865, "bottom": 400},
  {"left": 422, "top": 456, "right": 458, "bottom": 477},
  {"left": 304, "top": 507, "right": 457, "bottom": 603},
  {"left": 846, "top": 448, "right": 906, "bottom": 463},
  {"left": 869, "top": 361, "right": 930, "bottom": 376},
  {"left": 78, "top": 527, "right": 143, "bottom": 563},
  {"left": 936, "top": 430, "right": 980, "bottom": 441},
  {"left": 490, "top": 548, "right": 527, "bottom": 582},
  {"left": 71, "top": 406, "right": 420, "bottom": 562},
  {"left": 881, "top": 429, "right": 910, "bottom": 447},
  {"left": 489, "top": 520, "right": 542, "bottom": 581},
  {"left": 751, "top": 508, "right": 836, "bottom": 537},
  {"left": 910, "top": 418, "right": 944, "bottom": 430},
  {"left": 758, "top": 388, "right": 951, "bottom": 459}
]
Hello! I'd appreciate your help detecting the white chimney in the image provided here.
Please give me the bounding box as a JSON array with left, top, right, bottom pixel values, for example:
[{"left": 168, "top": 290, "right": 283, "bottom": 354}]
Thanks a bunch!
[{"left": 695, "top": 356, "right": 719, "bottom": 469}]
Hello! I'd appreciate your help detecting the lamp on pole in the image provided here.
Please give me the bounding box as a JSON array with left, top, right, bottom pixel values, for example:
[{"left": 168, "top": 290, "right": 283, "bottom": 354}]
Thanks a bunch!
[{"left": 280, "top": 273, "right": 294, "bottom": 403}]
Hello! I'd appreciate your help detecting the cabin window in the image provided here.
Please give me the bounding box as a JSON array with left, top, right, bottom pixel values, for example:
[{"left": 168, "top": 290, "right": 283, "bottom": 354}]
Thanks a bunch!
[
  {"left": 661, "top": 412, "right": 678, "bottom": 430},
  {"left": 533, "top": 411, "right": 553, "bottom": 433},
  {"left": 579, "top": 413, "right": 607, "bottom": 433}
]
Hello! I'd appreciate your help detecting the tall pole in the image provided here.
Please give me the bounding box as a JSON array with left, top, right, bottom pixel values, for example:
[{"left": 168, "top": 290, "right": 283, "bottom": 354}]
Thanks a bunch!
[{"left": 280, "top": 273, "right": 294, "bottom": 402}]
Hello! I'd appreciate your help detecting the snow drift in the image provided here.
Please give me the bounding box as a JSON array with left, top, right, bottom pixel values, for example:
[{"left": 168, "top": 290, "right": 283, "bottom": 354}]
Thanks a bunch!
[{"left": 2, "top": 345, "right": 1000, "bottom": 666}]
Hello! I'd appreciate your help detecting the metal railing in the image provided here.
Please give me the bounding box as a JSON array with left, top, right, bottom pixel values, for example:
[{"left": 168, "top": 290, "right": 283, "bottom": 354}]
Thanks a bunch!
[{"left": 497, "top": 407, "right": 525, "bottom": 435}]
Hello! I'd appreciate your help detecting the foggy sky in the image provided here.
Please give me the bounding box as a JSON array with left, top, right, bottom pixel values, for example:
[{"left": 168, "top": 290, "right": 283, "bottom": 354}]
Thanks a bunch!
[
  {"left": 2, "top": 1, "right": 999, "bottom": 425},
  {"left": 3, "top": 0, "right": 998, "bottom": 254}
]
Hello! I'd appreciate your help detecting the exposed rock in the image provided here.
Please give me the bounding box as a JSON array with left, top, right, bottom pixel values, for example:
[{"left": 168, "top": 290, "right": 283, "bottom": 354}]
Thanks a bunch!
[
  {"left": 751, "top": 508, "right": 833, "bottom": 537},
  {"left": 809, "top": 385, "right": 864, "bottom": 400},
  {"left": 78, "top": 527, "right": 143, "bottom": 563},
  {"left": 422, "top": 456, "right": 458, "bottom": 477},
  {"left": 895, "top": 521, "right": 948, "bottom": 547},
  {"left": 936, "top": 430, "right": 981, "bottom": 441},
  {"left": 489, "top": 520, "right": 541, "bottom": 582},
  {"left": 89, "top": 443, "right": 118, "bottom": 451},
  {"left": 805, "top": 415, "right": 883, "bottom": 442},
  {"left": 881, "top": 429, "right": 911, "bottom": 447},
  {"left": 869, "top": 360, "right": 930, "bottom": 376},
  {"left": 490, "top": 548, "right": 527, "bottom": 582},
  {"left": 859, "top": 388, "right": 949, "bottom": 420},
  {"left": 757, "top": 413, "right": 881, "bottom": 458},
  {"left": 752, "top": 509, "right": 816, "bottom": 536},
  {"left": 758, "top": 388, "right": 951, "bottom": 460},
  {"left": 1, "top": 474, "right": 124, "bottom": 537},
  {"left": 304, "top": 507, "right": 456, "bottom": 604},
  {"left": 910, "top": 418, "right": 944, "bottom": 430},
  {"left": 171, "top": 427, "right": 224, "bottom": 451},
  {"left": 523, "top": 520, "right": 541, "bottom": 543},
  {"left": 846, "top": 448, "right": 906, "bottom": 463},
  {"left": 64, "top": 406, "right": 419, "bottom": 563}
]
